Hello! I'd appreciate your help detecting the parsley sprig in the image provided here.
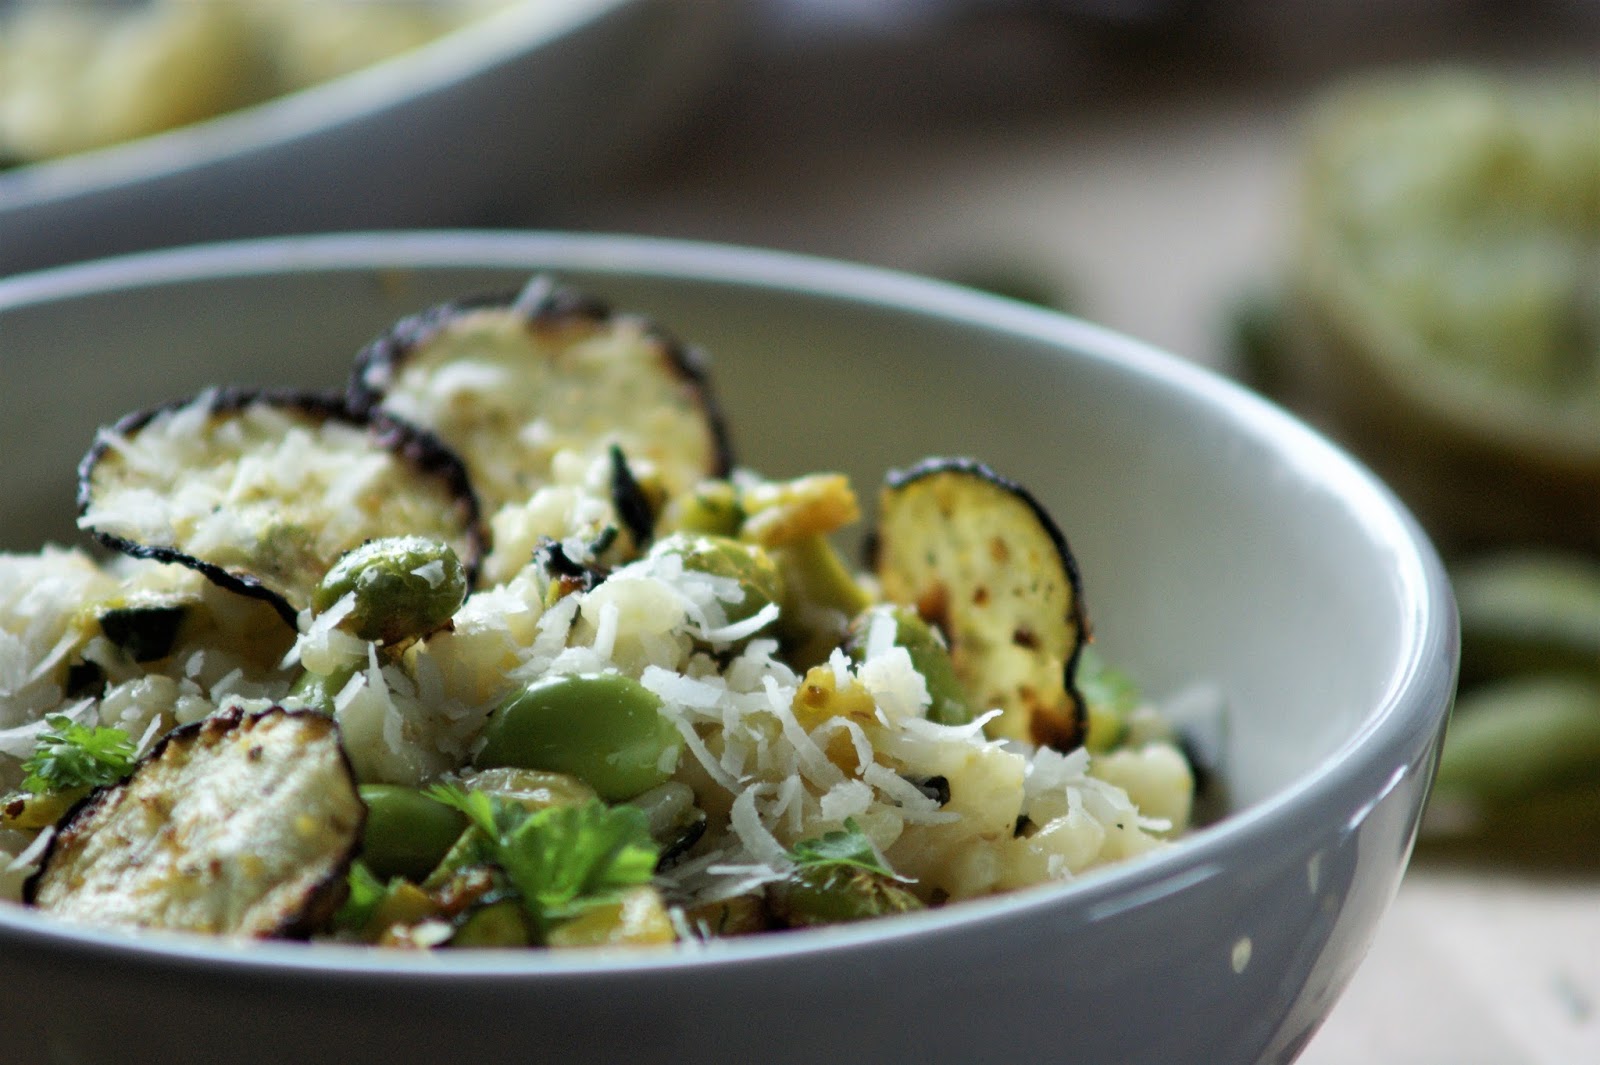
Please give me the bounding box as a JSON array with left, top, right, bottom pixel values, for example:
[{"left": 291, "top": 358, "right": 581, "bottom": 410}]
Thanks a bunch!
[
  {"left": 426, "top": 784, "right": 659, "bottom": 936},
  {"left": 21, "top": 714, "right": 139, "bottom": 795},
  {"left": 773, "top": 817, "right": 922, "bottom": 926},
  {"left": 786, "top": 817, "right": 900, "bottom": 879}
]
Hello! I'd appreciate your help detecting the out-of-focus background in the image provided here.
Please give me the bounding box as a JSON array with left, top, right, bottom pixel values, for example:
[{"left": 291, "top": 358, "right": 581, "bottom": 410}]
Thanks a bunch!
[{"left": 2, "top": 2, "right": 1598, "bottom": 1061}]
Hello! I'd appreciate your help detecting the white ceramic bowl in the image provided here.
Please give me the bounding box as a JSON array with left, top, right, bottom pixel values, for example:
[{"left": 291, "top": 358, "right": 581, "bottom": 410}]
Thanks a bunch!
[
  {"left": 0, "top": 1, "right": 736, "bottom": 277},
  {"left": 0, "top": 232, "right": 1456, "bottom": 1065}
]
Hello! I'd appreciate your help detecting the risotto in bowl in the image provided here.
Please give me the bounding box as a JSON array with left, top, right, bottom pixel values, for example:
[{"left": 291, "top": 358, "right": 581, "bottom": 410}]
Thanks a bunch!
[{"left": 0, "top": 232, "right": 1456, "bottom": 1065}]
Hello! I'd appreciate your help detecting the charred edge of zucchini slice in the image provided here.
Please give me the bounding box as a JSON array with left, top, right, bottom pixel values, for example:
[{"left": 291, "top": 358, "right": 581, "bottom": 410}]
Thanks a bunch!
[
  {"left": 76, "top": 385, "right": 344, "bottom": 503},
  {"left": 347, "top": 285, "right": 610, "bottom": 413},
  {"left": 345, "top": 278, "right": 736, "bottom": 479},
  {"left": 876, "top": 457, "right": 1089, "bottom": 750},
  {"left": 367, "top": 409, "right": 488, "bottom": 582},
  {"left": 24, "top": 705, "right": 364, "bottom": 940},
  {"left": 76, "top": 387, "right": 486, "bottom": 628},
  {"left": 609, "top": 445, "right": 656, "bottom": 548}
]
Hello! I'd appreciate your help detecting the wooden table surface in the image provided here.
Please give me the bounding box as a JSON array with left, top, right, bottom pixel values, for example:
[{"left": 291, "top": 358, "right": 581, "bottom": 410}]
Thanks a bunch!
[{"left": 543, "top": 8, "right": 1600, "bottom": 1059}]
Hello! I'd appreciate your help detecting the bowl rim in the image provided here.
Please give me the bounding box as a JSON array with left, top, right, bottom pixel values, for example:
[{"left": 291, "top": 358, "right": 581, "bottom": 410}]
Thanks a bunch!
[
  {"left": 0, "top": 0, "right": 637, "bottom": 212},
  {"left": 0, "top": 230, "right": 1459, "bottom": 980}
]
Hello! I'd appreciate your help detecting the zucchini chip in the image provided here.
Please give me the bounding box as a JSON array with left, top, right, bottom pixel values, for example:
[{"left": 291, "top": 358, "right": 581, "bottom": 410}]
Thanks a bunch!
[
  {"left": 26, "top": 706, "right": 363, "bottom": 938},
  {"left": 874, "top": 458, "right": 1088, "bottom": 750},
  {"left": 77, "top": 388, "right": 485, "bottom": 626},
  {"left": 347, "top": 276, "right": 733, "bottom": 518}
]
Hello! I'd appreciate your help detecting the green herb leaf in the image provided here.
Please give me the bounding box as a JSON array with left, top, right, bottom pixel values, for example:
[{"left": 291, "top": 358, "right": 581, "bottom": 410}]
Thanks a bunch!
[
  {"left": 426, "top": 782, "right": 498, "bottom": 838},
  {"left": 332, "top": 860, "right": 389, "bottom": 933},
  {"left": 501, "top": 801, "right": 658, "bottom": 922},
  {"left": 786, "top": 817, "right": 895, "bottom": 879},
  {"left": 21, "top": 714, "right": 139, "bottom": 795},
  {"left": 426, "top": 784, "right": 659, "bottom": 934}
]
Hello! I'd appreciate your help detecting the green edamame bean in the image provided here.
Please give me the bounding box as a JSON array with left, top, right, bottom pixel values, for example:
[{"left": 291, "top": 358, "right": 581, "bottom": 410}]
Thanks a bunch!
[
  {"left": 456, "top": 766, "right": 597, "bottom": 812},
  {"left": 474, "top": 673, "right": 683, "bottom": 802},
  {"left": 681, "top": 893, "right": 771, "bottom": 937},
  {"left": 774, "top": 534, "right": 872, "bottom": 668},
  {"left": 358, "top": 784, "right": 469, "bottom": 882},
  {"left": 312, "top": 536, "right": 468, "bottom": 645},
  {"left": 288, "top": 664, "right": 356, "bottom": 715},
  {"left": 649, "top": 533, "right": 781, "bottom": 630},
  {"left": 844, "top": 605, "right": 973, "bottom": 726},
  {"left": 768, "top": 864, "right": 924, "bottom": 928}
]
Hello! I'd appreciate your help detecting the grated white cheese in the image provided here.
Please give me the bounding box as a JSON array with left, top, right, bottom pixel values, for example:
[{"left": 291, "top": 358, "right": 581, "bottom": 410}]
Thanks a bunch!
[
  {"left": 726, "top": 784, "right": 792, "bottom": 869},
  {"left": 0, "top": 422, "right": 1198, "bottom": 932},
  {"left": 79, "top": 396, "right": 470, "bottom": 612}
]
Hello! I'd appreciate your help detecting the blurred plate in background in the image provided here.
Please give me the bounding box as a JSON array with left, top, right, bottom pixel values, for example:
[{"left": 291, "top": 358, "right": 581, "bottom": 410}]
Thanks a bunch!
[{"left": 0, "top": 0, "right": 739, "bottom": 277}]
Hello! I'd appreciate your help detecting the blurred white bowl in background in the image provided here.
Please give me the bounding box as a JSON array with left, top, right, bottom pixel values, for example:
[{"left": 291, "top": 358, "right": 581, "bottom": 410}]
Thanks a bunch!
[{"left": 0, "top": 0, "right": 739, "bottom": 276}]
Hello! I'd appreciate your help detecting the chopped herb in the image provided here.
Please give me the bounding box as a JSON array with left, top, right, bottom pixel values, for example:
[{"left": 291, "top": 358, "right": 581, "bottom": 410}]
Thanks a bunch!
[
  {"left": 903, "top": 774, "right": 951, "bottom": 807},
  {"left": 21, "top": 714, "right": 139, "bottom": 795},
  {"left": 98, "top": 603, "right": 186, "bottom": 662},
  {"left": 786, "top": 817, "right": 897, "bottom": 879},
  {"left": 586, "top": 524, "right": 620, "bottom": 559},
  {"left": 535, "top": 537, "right": 589, "bottom": 580},
  {"left": 533, "top": 536, "right": 606, "bottom": 602},
  {"left": 609, "top": 445, "right": 655, "bottom": 548},
  {"left": 772, "top": 818, "right": 922, "bottom": 926},
  {"left": 426, "top": 784, "right": 659, "bottom": 936},
  {"left": 333, "top": 860, "right": 390, "bottom": 932},
  {"left": 532, "top": 525, "right": 621, "bottom": 599}
]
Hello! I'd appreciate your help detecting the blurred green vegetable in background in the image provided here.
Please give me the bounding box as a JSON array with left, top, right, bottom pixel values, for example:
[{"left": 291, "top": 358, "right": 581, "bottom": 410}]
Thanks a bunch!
[{"left": 1233, "top": 68, "right": 1600, "bottom": 861}]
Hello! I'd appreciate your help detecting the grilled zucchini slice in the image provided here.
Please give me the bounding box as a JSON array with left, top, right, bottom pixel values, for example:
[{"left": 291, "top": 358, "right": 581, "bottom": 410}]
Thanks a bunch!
[
  {"left": 26, "top": 706, "right": 363, "bottom": 938},
  {"left": 77, "top": 388, "right": 484, "bottom": 627},
  {"left": 347, "top": 277, "right": 733, "bottom": 518},
  {"left": 874, "top": 458, "right": 1088, "bottom": 750}
]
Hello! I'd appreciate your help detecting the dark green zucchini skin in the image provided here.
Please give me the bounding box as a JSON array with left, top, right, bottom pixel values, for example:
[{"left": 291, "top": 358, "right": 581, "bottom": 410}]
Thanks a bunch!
[
  {"left": 345, "top": 278, "right": 735, "bottom": 481},
  {"left": 97, "top": 603, "right": 187, "bottom": 662},
  {"left": 876, "top": 457, "right": 1089, "bottom": 751},
  {"left": 76, "top": 387, "right": 485, "bottom": 628}
]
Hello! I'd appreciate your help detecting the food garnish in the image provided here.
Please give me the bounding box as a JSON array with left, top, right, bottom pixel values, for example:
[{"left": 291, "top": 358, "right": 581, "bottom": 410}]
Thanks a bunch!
[
  {"left": 424, "top": 785, "right": 662, "bottom": 944},
  {"left": 19, "top": 714, "right": 138, "bottom": 797},
  {"left": 768, "top": 818, "right": 923, "bottom": 927}
]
